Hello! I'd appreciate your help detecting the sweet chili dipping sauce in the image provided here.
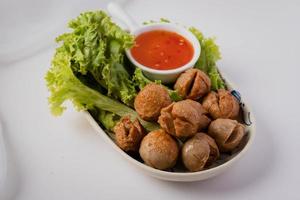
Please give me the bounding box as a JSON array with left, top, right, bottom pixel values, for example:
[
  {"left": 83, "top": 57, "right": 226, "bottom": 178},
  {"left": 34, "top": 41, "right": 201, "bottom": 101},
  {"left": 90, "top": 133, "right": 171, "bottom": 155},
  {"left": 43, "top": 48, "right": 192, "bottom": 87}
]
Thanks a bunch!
[{"left": 131, "top": 30, "right": 194, "bottom": 70}]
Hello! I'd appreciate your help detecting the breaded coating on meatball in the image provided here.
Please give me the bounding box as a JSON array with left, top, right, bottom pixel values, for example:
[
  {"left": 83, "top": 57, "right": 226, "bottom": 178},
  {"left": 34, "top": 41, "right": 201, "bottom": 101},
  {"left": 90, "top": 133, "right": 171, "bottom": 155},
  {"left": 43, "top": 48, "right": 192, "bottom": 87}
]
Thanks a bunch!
[
  {"left": 174, "top": 69, "right": 211, "bottom": 100},
  {"left": 139, "top": 129, "right": 179, "bottom": 170},
  {"left": 208, "top": 118, "right": 245, "bottom": 152},
  {"left": 202, "top": 89, "right": 240, "bottom": 119},
  {"left": 114, "top": 116, "right": 145, "bottom": 152},
  {"left": 182, "top": 135, "right": 210, "bottom": 172},
  {"left": 134, "top": 83, "right": 172, "bottom": 121},
  {"left": 194, "top": 133, "right": 219, "bottom": 165},
  {"left": 158, "top": 99, "right": 211, "bottom": 138}
]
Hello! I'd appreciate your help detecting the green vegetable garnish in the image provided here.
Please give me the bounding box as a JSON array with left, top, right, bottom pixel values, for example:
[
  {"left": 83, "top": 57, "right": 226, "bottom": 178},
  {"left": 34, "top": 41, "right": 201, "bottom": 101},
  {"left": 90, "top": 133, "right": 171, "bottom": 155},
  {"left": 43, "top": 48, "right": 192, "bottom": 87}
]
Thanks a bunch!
[
  {"left": 97, "top": 110, "right": 119, "bottom": 131},
  {"left": 133, "top": 68, "right": 154, "bottom": 90},
  {"left": 45, "top": 11, "right": 159, "bottom": 131},
  {"left": 55, "top": 11, "right": 136, "bottom": 105},
  {"left": 189, "top": 27, "right": 225, "bottom": 90},
  {"left": 143, "top": 18, "right": 170, "bottom": 25},
  {"left": 133, "top": 68, "right": 182, "bottom": 101},
  {"left": 46, "top": 11, "right": 226, "bottom": 133}
]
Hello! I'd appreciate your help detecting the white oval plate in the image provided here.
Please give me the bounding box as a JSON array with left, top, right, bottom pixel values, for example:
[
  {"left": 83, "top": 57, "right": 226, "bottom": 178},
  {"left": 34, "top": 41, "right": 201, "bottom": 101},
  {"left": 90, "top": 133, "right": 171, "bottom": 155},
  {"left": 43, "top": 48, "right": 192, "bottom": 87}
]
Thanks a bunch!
[{"left": 83, "top": 72, "right": 255, "bottom": 182}]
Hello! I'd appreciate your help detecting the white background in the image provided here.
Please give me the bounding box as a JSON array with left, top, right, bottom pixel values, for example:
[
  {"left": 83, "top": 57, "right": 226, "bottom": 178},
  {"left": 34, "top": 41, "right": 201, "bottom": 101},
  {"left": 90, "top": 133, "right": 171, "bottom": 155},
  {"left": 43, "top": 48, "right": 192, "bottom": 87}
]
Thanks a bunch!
[{"left": 0, "top": 0, "right": 300, "bottom": 199}]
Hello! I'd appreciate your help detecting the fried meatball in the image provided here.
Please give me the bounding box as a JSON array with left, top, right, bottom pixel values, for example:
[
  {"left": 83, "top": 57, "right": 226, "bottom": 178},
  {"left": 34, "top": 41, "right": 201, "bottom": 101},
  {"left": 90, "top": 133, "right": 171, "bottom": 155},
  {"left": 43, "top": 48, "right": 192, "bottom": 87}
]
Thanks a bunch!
[
  {"left": 195, "top": 133, "right": 219, "bottom": 165},
  {"left": 208, "top": 119, "right": 245, "bottom": 152},
  {"left": 174, "top": 69, "right": 211, "bottom": 100},
  {"left": 139, "top": 129, "right": 179, "bottom": 170},
  {"left": 134, "top": 83, "right": 172, "bottom": 121},
  {"left": 182, "top": 135, "right": 210, "bottom": 172},
  {"left": 113, "top": 116, "right": 145, "bottom": 152},
  {"left": 158, "top": 99, "right": 211, "bottom": 138},
  {"left": 202, "top": 89, "right": 240, "bottom": 119}
]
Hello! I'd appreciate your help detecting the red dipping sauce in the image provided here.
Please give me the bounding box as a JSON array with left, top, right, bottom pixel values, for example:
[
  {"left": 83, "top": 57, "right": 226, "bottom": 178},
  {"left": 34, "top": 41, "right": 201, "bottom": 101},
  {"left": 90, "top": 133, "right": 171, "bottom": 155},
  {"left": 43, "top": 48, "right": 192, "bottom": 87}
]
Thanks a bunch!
[{"left": 131, "top": 30, "right": 194, "bottom": 70}]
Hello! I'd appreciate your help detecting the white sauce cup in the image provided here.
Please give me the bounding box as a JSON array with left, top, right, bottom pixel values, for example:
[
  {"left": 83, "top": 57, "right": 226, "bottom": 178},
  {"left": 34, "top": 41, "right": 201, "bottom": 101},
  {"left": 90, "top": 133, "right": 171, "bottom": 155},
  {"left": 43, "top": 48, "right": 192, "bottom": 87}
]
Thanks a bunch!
[{"left": 107, "top": 2, "right": 201, "bottom": 83}]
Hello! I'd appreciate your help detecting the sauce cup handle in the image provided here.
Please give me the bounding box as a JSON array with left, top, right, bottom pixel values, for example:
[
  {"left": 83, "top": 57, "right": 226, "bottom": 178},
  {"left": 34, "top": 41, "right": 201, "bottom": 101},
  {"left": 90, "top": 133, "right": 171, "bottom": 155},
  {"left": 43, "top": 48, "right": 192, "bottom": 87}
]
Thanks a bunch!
[{"left": 107, "top": 2, "right": 139, "bottom": 32}]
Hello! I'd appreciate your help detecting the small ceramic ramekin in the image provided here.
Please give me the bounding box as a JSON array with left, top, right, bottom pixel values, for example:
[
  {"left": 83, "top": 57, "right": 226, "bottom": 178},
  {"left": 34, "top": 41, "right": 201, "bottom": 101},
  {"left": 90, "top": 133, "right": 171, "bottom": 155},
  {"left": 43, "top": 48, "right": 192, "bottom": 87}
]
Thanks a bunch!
[
  {"left": 126, "top": 23, "right": 201, "bottom": 83},
  {"left": 107, "top": 2, "right": 200, "bottom": 83}
]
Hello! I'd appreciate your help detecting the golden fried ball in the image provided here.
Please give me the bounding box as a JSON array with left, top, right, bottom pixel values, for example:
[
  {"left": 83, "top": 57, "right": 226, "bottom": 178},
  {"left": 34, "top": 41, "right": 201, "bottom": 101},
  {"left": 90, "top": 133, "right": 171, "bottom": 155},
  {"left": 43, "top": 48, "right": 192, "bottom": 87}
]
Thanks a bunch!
[
  {"left": 208, "top": 118, "right": 245, "bottom": 152},
  {"left": 194, "top": 133, "right": 220, "bottom": 165},
  {"left": 182, "top": 135, "right": 210, "bottom": 172},
  {"left": 139, "top": 129, "right": 179, "bottom": 170},
  {"left": 202, "top": 89, "right": 240, "bottom": 119},
  {"left": 134, "top": 83, "right": 172, "bottom": 121},
  {"left": 174, "top": 69, "right": 211, "bottom": 100},
  {"left": 113, "top": 116, "right": 145, "bottom": 152},
  {"left": 158, "top": 99, "right": 211, "bottom": 138}
]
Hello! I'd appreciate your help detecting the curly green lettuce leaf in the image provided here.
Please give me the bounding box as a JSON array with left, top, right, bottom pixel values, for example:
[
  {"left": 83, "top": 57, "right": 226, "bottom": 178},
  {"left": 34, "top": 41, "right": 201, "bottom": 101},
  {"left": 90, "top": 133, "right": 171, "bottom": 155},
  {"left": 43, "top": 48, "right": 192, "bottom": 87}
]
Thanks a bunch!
[
  {"left": 168, "top": 90, "right": 182, "bottom": 102},
  {"left": 45, "top": 45, "right": 158, "bottom": 131},
  {"left": 55, "top": 11, "right": 136, "bottom": 105},
  {"left": 88, "top": 108, "right": 119, "bottom": 131},
  {"left": 132, "top": 68, "right": 155, "bottom": 89},
  {"left": 98, "top": 110, "right": 119, "bottom": 131},
  {"left": 143, "top": 18, "right": 170, "bottom": 25},
  {"left": 133, "top": 68, "right": 182, "bottom": 101},
  {"left": 101, "top": 40, "right": 136, "bottom": 105},
  {"left": 189, "top": 27, "right": 225, "bottom": 90}
]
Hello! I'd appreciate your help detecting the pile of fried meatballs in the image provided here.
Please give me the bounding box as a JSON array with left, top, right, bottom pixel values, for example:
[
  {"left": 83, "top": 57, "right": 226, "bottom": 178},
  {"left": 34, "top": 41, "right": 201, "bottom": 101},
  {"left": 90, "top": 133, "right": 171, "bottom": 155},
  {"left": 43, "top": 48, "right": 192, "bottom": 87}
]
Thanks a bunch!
[{"left": 113, "top": 68, "right": 246, "bottom": 172}]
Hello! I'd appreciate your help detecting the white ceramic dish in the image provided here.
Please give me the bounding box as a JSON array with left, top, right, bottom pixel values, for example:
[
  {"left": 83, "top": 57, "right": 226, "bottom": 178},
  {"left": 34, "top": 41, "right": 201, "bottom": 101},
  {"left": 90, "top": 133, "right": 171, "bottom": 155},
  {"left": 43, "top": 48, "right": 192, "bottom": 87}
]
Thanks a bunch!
[{"left": 83, "top": 71, "right": 255, "bottom": 182}]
